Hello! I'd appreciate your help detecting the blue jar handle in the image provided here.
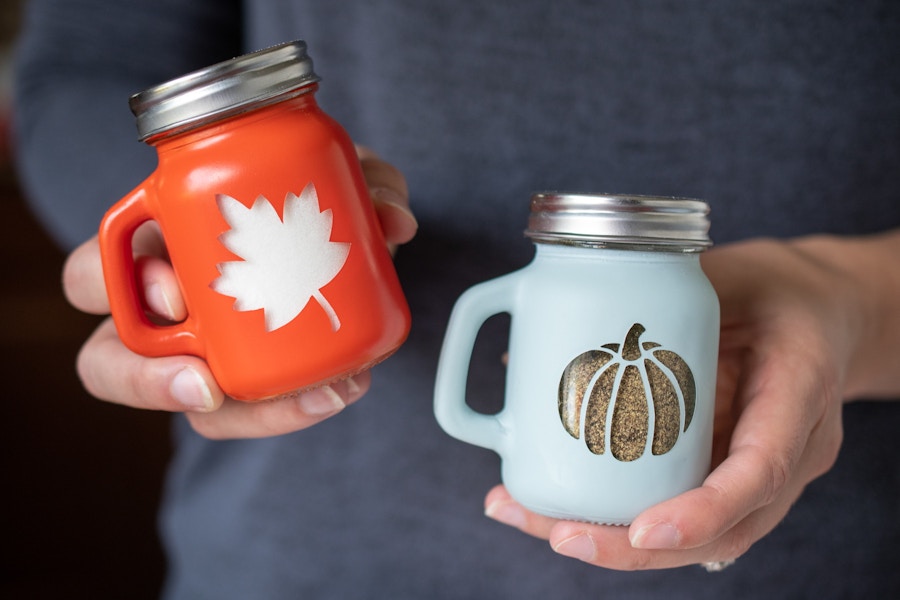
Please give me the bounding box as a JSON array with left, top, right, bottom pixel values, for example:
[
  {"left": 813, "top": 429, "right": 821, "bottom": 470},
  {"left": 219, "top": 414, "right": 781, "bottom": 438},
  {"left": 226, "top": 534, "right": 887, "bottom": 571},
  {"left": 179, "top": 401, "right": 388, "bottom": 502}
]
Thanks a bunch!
[{"left": 433, "top": 273, "right": 520, "bottom": 454}]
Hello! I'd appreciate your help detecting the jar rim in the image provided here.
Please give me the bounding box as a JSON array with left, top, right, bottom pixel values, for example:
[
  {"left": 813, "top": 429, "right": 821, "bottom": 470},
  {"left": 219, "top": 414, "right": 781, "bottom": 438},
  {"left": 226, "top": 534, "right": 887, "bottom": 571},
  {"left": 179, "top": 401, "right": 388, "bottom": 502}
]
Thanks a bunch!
[
  {"left": 129, "top": 40, "right": 320, "bottom": 142},
  {"left": 525, "top": 192, "right": 712, "bottom": 252}
]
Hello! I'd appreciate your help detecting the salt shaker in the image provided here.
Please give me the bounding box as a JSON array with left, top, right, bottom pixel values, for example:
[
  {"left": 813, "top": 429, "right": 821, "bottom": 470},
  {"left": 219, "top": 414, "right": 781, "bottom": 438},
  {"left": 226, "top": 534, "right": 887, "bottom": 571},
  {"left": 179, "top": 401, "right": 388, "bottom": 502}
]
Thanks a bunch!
[
  {"left": 434, "top": 193, "right": 719, "bottom": 524},
  {"left": 99, "top": 41, "right": 410, "bottom": 401}
]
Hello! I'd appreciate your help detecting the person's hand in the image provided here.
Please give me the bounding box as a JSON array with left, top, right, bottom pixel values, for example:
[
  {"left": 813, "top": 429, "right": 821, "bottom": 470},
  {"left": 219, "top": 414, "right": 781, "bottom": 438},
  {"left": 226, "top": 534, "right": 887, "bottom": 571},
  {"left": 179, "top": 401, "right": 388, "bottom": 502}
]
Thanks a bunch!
[
  {"left": 63, "top": 147, "right": 416, "bottom": 439},
  {"left": 484, "top": 232, "right": 900, "bottom": 570}
]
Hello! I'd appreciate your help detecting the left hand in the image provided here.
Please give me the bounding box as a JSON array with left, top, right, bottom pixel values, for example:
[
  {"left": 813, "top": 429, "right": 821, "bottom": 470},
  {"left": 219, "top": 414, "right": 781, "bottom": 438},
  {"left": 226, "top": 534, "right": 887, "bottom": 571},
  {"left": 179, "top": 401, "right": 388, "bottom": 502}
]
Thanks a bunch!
[
  {"left": 484, "top": 233, "right": 899, "bottom": 570},
  {"left": 63, "top": 146, "right": 416, "bottom": 440}
]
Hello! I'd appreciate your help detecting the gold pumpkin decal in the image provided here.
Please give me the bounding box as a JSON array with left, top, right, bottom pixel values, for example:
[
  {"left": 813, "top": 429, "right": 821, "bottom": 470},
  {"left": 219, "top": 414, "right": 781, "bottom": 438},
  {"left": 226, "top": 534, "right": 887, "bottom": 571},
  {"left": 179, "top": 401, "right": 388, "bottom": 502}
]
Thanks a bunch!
[{"left": 557, "top": 323, "right": 696, "bottom": 462}]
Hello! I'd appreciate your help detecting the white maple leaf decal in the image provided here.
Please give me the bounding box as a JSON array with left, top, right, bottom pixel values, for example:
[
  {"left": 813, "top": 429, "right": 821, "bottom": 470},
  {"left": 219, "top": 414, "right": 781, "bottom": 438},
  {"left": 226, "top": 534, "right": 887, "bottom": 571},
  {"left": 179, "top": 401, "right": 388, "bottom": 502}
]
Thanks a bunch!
[{"left": 210, "top": 183, "right": 351, "bottom": 332}]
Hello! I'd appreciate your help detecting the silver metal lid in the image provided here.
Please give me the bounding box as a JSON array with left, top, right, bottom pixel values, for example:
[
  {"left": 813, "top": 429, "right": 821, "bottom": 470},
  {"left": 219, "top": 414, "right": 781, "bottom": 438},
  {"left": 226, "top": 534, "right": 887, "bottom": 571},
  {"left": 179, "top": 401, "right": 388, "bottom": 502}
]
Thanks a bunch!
[
  {"left": 525, "top": 193, "right": 712, "bottom": 252},
  {"left": 129, "top": 40, "right": 320, "bottom": 141}
]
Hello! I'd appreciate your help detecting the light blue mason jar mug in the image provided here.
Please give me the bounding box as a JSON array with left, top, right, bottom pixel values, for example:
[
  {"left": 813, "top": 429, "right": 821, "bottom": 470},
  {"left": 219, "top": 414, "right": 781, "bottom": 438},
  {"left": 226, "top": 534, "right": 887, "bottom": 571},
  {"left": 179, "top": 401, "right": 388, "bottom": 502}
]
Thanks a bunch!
[{"left": 434, "top": 193, "right": 720, "bottom": 525}]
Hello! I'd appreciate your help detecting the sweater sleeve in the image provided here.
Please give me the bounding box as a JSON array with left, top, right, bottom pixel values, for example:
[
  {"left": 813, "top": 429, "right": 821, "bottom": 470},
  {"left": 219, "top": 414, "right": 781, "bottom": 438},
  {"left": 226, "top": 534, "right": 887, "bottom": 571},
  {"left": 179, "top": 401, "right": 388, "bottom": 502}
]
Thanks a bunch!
[{"left": 12, "top": 0, "right": 243, "bottom": 249}]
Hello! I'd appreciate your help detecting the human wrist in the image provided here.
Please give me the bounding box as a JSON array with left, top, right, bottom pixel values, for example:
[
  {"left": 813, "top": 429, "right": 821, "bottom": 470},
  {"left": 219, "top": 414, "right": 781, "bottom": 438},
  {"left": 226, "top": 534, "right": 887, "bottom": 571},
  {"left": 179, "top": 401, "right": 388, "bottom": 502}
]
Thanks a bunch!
[{"left": 791, "top": 231, "right": 900, "bottom": 400}]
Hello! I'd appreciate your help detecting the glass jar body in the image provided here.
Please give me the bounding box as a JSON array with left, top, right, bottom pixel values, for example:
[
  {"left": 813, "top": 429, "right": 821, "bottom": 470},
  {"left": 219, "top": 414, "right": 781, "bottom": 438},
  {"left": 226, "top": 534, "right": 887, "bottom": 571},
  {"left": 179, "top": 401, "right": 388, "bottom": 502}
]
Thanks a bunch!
[
  {"left": 435, "top": 241, "right": 719, "bottom": 524},
  {"left": 102, "top": 89, "right": 410, "bottom": 401}
]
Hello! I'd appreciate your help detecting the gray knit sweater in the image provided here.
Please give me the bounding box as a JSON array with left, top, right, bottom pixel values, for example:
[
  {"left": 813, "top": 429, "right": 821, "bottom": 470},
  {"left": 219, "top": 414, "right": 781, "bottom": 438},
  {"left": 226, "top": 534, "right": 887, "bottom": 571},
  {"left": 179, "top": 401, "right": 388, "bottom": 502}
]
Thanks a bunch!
[{"left": 14, "top": 1, "right": 900, "bottom": 598}]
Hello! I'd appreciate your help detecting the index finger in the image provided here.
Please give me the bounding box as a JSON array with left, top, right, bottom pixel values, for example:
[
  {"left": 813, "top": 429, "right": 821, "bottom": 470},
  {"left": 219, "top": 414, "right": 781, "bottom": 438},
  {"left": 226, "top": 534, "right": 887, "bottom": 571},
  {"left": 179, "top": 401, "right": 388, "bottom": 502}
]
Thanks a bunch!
[
  {"left": 63, "top": 222, "right": 174, "bottom": 315},
  {"left": 355, "top": 145, "right": 417, "bottom": 247},
  {"left": 63, "top": 235, "right": 110, "bottom": 314}
]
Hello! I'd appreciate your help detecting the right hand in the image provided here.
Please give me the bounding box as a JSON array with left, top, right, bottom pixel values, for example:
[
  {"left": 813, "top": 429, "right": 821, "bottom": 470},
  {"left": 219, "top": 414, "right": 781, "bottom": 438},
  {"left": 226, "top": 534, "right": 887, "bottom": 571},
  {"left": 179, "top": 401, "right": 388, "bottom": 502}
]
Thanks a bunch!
[
  {"left": 484, "top": 231, "right": 900, "bottom": 570},
  {"left": 64, "top": 150, "right": 416, "bottom": 439}
]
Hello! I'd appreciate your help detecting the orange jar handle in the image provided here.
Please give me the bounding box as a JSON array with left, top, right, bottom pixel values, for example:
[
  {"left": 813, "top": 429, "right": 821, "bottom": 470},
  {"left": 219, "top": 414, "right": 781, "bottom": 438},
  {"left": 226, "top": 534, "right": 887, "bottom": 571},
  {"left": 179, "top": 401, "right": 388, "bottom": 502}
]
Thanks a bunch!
[{"left": 99, "top": 182, "right": 203, "bottom": 358}]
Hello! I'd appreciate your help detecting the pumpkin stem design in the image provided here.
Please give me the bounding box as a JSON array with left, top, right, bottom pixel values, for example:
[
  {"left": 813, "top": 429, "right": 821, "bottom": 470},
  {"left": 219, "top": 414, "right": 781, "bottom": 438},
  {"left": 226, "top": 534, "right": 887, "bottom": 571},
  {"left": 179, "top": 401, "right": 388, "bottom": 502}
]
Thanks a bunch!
[{"left": 621, "top": 323, "right": 646, "bottom": 361}]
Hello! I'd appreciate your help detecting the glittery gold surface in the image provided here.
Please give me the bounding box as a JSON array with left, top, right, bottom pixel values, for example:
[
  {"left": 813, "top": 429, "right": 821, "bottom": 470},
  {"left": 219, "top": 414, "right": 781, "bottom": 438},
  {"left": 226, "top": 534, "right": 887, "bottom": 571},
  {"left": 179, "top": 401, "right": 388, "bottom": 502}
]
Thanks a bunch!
[
  {"left": 610, "top": 365, "right": 649, "bottom": 461},
  {"left": 556, "top": 323, "right": 697, "bottom": 462},
  {"left": 584, "top": 363, "right": 618, "bottom": 455},
  {"left": 558, "top": 350, "right": 613, "bottom": 439},
  {"left": 645, "top": 359, "right": 679, "bottom": 455},
  {"left": 653, "top": 349, "right": 696, "bottom": 431}
]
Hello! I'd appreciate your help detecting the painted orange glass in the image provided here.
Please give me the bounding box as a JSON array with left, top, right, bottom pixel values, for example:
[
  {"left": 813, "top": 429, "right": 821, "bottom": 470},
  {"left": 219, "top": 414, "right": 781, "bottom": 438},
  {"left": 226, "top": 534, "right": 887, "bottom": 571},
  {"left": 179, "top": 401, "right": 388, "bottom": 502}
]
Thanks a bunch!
[{"left": 99, "top": 89, "right": 410, "bottom": 401}]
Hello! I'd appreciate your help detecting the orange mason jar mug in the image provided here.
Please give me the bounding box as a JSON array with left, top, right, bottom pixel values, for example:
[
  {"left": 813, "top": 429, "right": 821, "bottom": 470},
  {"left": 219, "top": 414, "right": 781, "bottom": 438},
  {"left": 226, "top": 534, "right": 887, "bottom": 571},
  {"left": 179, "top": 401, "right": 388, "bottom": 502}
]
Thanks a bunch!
[{"left": 99, "top": 41, "right": 411, "bottom": 401}]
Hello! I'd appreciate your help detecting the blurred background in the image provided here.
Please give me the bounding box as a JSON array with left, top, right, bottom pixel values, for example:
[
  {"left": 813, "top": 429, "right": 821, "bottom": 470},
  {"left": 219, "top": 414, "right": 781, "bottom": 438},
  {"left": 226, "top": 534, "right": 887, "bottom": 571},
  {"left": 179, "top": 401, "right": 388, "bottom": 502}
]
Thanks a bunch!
[{"left": 2, "top": 2, "right": 170, "bottom": 597}]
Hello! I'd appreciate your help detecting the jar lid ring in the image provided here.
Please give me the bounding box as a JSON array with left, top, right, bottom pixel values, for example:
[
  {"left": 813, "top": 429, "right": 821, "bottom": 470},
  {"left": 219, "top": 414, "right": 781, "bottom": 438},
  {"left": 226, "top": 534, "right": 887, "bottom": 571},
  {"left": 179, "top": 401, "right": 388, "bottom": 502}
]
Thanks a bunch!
[
  {"left": 129, "top": 40, "right": 320, "bottom": 141},
  {"left": 525, "top": 192, "right": 712, "bottom": 252}
]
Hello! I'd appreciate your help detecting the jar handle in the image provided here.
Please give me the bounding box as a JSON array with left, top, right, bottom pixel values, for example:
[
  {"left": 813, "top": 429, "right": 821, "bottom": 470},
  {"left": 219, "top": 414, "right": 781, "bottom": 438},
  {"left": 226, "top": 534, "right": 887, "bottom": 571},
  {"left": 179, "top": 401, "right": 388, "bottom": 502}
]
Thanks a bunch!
[
  {"left": 98, "top": 181, "right": 203, "bottom": 358},
  {"left": 434, "top": 273, "right": 520, "bottom": 455}
]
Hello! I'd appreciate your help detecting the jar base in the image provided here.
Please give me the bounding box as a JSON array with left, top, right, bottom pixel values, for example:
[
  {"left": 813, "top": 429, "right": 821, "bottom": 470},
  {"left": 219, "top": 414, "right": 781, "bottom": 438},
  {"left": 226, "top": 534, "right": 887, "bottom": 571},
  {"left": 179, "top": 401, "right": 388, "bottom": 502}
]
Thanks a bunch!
[
  {"left": 261, "top": 345, "right": 402, "bottom": 403},
  {"left": 518, "top": 502, "right": 633, "bottom": 526}
]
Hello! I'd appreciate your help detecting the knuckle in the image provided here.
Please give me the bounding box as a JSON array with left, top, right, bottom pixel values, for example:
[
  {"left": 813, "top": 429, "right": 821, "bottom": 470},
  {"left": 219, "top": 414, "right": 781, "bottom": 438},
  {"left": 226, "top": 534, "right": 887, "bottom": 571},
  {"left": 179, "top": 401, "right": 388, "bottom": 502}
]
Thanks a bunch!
[
  {"left": 259, "top": 406, "right": 298, "bottom": 437},
  {"left": 589, "top": 539, "right": 655, "bottom": 571},
  {"left": 619, "top": 551, "right": 655, "bottom": 571},
  {"left": 62, "top": 253, "right": 93, "bottom": 312},
  {"left": 252, "top": 395, "right": 322, "bottom": 438},
  {"left": 762, "top": 452, "right": 791, "bottom": 506},
  {"left": 185, "top": 413, "right": 223, "bottom": 440},
  {"left": 61, "top": 238, "right": 108, "bottom": 314},
  {"left": 74, "top": 342, "right": 103, "bottom": 399},
  {"left": 61, "top": 253, "right": 81, "bottom": 306},
  {"left": 129, "top": 359, "right": 162, "bottom": 408},
  {"left": 810, "top": 416, "right": 844, "bottom": 479},
  {"left": 735, "top": 449, "right": 791, "bottom": 512},
  {"left": 740, "top": 443, "right": 794, "bottom": 508},
  {"left": 361, "top": 159, "right": 408, "bottom": 193},
  {"left": 718, "top": 524, "right": 755, "bottom": 561},
  {"left": 354, "top": 144, "right": 377, "bottom": 160}
]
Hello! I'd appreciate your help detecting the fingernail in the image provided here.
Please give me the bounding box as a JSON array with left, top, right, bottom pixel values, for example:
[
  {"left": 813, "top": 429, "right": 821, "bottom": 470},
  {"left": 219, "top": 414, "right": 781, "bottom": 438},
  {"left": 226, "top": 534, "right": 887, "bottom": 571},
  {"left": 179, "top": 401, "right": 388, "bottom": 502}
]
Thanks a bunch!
[
  {"left": 170, "top": 367, "right": 214, "bottom": 411},
  {"left": 371, "top": 188, "right": 417, "bottom": 224},
  {"left": 146, "top": 282, "right": 176, "bottom": 320},
  {"left": 553, "top": 532, "right": 597, "bottom": 562},
  {"left": 484, "top": 499, "right": 528, "bottom": 529},
  {"left": 300, "top": 385, "right": 346, "bottom": 416},
  {"left": 345, "top": 376, "right": 361, "bottom": 400},
  {"left": 630, "top": 522, "right": 680, "bottom": 549}
]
